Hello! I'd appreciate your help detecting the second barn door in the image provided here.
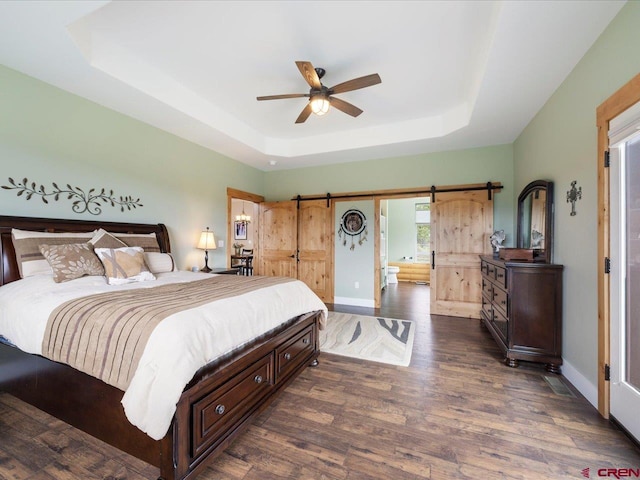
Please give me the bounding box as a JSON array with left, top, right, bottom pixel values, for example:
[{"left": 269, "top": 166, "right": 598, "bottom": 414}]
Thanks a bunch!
[
  {"left": 430, "top": 189, "right": 494, "bottom": 318},
  {"left": 259, "top": 199, "right": 333, "bottom": 302}
]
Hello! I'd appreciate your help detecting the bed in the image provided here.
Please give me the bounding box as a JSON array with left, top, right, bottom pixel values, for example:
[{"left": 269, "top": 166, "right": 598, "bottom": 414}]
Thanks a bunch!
[{"left": 0, "top": 215, "right": 326, "bottom": 480}]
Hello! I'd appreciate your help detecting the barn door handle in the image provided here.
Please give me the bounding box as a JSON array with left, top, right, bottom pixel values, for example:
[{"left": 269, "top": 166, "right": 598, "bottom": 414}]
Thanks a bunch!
[{"left": 431, "top": 251, "right": 435, "bottom": 270}]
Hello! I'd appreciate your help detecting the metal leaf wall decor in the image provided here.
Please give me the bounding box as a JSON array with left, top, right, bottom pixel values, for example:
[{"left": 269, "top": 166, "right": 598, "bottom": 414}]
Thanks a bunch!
[{"left": 2, "top": 177, "right": 143, "bottom": 215}]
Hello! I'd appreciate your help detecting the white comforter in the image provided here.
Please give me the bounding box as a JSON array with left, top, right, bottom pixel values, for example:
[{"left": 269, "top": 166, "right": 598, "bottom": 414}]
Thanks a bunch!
[{"left": 0, "top": 272, "right": 327, "bottom": 440}]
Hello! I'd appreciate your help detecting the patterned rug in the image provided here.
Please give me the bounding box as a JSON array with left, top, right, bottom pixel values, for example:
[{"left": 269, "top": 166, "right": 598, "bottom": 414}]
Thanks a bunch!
[{"left": 319, "top": 312, "right": 415, "bottom": 367}]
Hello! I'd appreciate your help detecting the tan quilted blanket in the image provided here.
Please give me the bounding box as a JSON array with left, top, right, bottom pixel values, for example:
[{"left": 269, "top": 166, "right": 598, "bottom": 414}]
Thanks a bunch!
[{"left": 42, "top": 275, "right": 295, "bottom": 390}]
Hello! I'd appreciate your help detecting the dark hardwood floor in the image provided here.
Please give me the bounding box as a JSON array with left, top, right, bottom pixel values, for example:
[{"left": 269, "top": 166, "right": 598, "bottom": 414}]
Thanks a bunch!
[{"left": 1, "top": 282, "right": 639, "bottom": 479}]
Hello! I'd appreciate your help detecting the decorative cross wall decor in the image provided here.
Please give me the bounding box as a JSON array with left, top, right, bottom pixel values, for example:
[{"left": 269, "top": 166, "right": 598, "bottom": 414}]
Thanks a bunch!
[
  {"left": 566, "top": 180, "right": 582, "bottom": 216},
  {"left": 2, "top": 177, "right": 143, "bottom": 215}
]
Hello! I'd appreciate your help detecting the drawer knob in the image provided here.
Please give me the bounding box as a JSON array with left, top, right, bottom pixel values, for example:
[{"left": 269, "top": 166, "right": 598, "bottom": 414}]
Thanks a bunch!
[
  {"left": 497, "top": 273, "right": 504, "bottom": 278},
  {"left": 215, "top": 404, "right": 225, "bottom": 415},
  {"left": 302, "top": 338, "right": 309, "bottom": 344},
  {"left": 284, "top": 352, "right": 292, "bottom": 361},
  {"left": 254, "top": 375, "right": 263, "bottom": 384}
]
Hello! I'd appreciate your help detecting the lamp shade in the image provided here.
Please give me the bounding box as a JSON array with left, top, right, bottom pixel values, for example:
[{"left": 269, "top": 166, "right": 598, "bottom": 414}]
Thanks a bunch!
[{"left": 197, "top": 228, "right": 216, "bottom": 250}]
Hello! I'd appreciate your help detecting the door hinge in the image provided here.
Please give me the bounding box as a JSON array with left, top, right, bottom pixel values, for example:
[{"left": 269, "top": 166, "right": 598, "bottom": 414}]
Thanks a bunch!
[
  {"left": 604, "top": 150, "right": 610, "bottom": 168},
  {"left": 605, "top": 257, "right": 611, "bottom": 274},
  {"left": 605, "top": 364, "right": 610, "bottom": 381}
]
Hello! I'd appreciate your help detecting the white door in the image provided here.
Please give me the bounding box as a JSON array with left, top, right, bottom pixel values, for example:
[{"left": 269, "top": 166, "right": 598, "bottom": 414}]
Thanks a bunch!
[{"left": 609, "top": 103, "right": 640, "bottom": 442}]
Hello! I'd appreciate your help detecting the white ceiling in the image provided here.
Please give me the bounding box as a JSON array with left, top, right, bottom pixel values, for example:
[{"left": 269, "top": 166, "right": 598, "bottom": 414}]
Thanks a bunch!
[{"left": 0, "top": 1, "right": 625, "bottom": 171}]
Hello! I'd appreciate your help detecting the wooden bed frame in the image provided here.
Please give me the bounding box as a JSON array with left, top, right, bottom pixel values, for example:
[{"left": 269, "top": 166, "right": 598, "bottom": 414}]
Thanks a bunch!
[{"left": 0, "top": 215, "right": 321, "bottom": 480}]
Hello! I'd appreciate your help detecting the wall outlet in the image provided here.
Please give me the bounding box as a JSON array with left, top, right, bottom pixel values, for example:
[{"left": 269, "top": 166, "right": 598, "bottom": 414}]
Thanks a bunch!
[
  {"left": 218, "top": 240, "right": 224, "bottom": 248},
  {"left": 354, "top": 281, "right": 359, "bottom": 289}
]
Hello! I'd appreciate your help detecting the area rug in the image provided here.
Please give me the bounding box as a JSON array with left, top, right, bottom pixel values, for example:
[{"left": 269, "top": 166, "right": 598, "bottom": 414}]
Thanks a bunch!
[{"left": 319, "top": 312, "right": 415, "bottom": 366}]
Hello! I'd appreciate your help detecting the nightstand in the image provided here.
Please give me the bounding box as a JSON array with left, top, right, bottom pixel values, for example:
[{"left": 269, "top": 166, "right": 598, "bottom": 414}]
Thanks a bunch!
[{"left": 210, "top": 267, "right": 239, "bottom": 275}]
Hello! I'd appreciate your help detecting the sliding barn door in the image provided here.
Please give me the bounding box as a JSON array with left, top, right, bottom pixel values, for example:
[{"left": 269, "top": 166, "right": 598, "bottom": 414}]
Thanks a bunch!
[
  {"left": 259, "top": 200, "right": 333, "bottom": 302},
  {"left": 430, "top": 190, "right": 493, "bottom": 318},
  {"left": 297, "top": 200, "right": 333, "bottom": 302}
]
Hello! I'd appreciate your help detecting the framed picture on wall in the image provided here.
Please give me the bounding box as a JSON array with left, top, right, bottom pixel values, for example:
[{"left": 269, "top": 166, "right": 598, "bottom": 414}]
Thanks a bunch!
[{"left": 234, "top": 221, "right": 248, "bottom": 240}]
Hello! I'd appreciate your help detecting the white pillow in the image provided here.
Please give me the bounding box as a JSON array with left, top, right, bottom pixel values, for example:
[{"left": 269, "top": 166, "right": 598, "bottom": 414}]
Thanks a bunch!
[{"left": 94, "top": 246, "right": 156, "bottom": 285}]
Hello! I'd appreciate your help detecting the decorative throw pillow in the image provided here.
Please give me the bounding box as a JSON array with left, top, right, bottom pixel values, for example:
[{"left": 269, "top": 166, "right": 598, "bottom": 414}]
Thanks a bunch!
[
  {"left": 144, "top": 252, "right": 176, "bottom": 273},
  {"left": 39, "top": 243, "right": 105, "bottom": 283},
  {"left": 11, "top": 228, "right": 97, "bottom": 278},
  {"left": 114, "top": 232, "right": 161, "bottom": 252},
  {"left": 94, "top": 247, "right": 156, "bottom": 285},
  {"left": 90, "top": 229, "right": 128, "bottom": 249}
]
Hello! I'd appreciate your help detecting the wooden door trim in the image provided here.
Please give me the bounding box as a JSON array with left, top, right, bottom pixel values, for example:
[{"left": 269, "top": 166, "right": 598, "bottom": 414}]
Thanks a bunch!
[
  {"left": 596, "top": 72, "right": 640, "bottom": 418},
  {"left": 227, "top": 188, "right": 265, "bottom": 268}
]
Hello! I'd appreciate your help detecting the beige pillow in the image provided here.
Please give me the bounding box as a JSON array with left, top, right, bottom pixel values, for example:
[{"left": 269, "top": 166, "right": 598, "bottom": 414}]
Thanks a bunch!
[
  {"left": 144, "top": 252, "right": 176, "bottom": 273},
  {"left": 11, "top": 228, "right": 97, "bottom": 278},
  {"left": 115, "top": 232, "right": 161, "bottom": 252},
  {"left": 95, "top": 247, "right": 156, "bottom": 285},
  {"left": 39, "top": 243, "right": 104, "bottom": 283},
  {"left": 90, "top": 229, "right": 128, "bottom": 249}
]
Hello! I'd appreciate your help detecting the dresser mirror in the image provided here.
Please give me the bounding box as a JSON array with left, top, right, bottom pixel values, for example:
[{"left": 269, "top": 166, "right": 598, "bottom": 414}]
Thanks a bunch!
[{"left": 517, "top": 180, "right": 554, "bottom": 263}]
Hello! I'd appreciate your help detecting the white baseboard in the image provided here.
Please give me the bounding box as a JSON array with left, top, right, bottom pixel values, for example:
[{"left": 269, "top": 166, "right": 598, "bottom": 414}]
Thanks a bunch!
[
  {"left": 333, "top": 296, "right": 375, "bottom": 308},
  {"left": 562, "top": 359, "right": 598, "bottom": 409}
]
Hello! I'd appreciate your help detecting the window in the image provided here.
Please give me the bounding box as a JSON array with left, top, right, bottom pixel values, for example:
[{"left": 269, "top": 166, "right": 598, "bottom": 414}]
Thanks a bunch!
[{"left": 415, "top": 202, "right": 430, "bottom": 262}]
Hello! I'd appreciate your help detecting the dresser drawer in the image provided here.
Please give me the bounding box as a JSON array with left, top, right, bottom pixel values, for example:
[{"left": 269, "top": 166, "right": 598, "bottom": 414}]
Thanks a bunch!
[
  {"left": 481, "top": 260, "right": 489, "bottom": 275},
  {"left": 493, "top": 286, "right": 508, "bottom": 316},
  {"left": 192, "top": 353, "right": 273, "bottom": 456},
  {"left": 494, "top": 265, "right": 507, "bottom": 288},
  {"left": 481, "top": 294, "right": 492, "bottom": 319},
  {"left": 486, "top": 263, "right": 496, "bottom": 278},
  {"left": 276, "top": 325, "right": 314, "bottom": 381},
  {"left": 492, "top": 306, "right": 508, "bottom": 342},
  {"left": 482, "top": 278, "right": 493, "bottom": 299}
]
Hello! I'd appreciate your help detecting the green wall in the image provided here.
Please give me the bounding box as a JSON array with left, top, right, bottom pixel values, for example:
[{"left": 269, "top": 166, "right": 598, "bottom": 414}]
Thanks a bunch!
[
  {"left": 513, "top": 0, "right": 640, "bottom": 401},
  {"left": 265, "top": 144, "right": 515, "bottom": 242},
  {"left": 334, "top": 200, "right": 375, "bottom": 305},
  {"left": 0, "top": 64, "right": 264, "bottom": 270},
  {"left": 388, "top": 197, "right": 423, "bottom": 263}
]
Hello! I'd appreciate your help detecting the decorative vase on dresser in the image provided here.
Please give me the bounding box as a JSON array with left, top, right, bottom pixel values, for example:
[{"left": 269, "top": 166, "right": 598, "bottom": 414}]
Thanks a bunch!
[{"left": 480, "top": 255, "right": 563, "bottom": 373}]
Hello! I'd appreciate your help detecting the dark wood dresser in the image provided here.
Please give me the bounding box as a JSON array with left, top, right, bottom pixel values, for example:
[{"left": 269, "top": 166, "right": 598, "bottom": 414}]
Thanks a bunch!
[{"left": 480, "top": 255, "right": 563, "bottom": 373}]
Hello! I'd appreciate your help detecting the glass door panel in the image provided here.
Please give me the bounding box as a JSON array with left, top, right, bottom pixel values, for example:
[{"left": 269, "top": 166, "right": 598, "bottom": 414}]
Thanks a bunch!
[{"left": 625, "top": 136, "right": 640, "bottom": 391}]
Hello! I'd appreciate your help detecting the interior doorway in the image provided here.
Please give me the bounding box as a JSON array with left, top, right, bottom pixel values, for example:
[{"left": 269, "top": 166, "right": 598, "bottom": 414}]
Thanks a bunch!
[
  {"left": 226, "top": 188, "right": 264, "bottom": 270},
  {"left": 381, "top": 197, "right": 431, "bottom": 314},
  {"left": 381, "top": 282, "right": 431, "bottom": 319}
]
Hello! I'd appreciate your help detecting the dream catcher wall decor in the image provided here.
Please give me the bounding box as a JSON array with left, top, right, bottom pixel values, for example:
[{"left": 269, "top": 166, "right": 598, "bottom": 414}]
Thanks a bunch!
[{"left": 338, "top": 209, "right": 368, "bottom": 250}]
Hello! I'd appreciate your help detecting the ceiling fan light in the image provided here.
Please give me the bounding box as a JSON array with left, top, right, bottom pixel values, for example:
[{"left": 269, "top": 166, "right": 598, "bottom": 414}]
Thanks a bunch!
[{"left": 310, "top": 96, "right": 330, "bottom": 116}]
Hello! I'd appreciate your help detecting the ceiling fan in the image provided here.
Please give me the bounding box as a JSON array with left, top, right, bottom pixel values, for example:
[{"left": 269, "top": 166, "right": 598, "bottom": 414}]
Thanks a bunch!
[{"left": 256, "top": 61, "right": 381, "bottom": 124}]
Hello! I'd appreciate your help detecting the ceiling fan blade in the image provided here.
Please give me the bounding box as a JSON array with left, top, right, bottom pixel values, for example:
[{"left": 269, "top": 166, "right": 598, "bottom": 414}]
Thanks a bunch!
[
  {"left": 295, "top": 61, "right": 322, "bottom": 90},
  {"left": 329, "top": 73, "right": 381, "bottom": 95},
  {"left": 329, "top": 97, "right": 363, "bottom": 117},
  {"left": 295, "top": 102, "right": 313, "bottom": 124},
  {"left": 256, "top": 93, "right": 309, "bottom": 101}
]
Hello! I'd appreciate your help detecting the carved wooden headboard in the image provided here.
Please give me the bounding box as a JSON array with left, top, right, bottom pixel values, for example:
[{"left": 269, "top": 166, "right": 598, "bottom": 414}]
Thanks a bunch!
[{"left": 0, "top": 215, "right": 170, "bottom": 287}]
